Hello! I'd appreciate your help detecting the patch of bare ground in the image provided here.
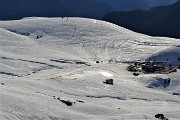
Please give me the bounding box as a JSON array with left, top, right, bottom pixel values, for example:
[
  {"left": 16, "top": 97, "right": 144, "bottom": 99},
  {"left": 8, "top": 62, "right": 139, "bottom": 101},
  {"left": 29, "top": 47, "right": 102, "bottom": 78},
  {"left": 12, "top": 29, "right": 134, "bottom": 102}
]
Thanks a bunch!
[{"left": 127, "top": 61, "right": 177, "bottom": 74}]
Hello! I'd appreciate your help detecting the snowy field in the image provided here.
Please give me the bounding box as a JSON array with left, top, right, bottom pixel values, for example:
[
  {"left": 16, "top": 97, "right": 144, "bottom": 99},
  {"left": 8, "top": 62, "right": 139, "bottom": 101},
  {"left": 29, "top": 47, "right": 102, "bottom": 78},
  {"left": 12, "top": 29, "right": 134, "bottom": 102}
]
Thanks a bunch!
[{"left": 0, "top": 17, "right": 180, "bottom": 120}]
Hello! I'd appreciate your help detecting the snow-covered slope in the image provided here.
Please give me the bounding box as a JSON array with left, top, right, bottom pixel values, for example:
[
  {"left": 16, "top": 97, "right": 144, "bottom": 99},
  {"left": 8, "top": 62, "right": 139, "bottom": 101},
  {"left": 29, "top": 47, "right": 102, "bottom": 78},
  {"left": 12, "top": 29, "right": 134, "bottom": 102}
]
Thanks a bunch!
[{"left": 0, "top": 17, "right": 180, "bottom": 120}]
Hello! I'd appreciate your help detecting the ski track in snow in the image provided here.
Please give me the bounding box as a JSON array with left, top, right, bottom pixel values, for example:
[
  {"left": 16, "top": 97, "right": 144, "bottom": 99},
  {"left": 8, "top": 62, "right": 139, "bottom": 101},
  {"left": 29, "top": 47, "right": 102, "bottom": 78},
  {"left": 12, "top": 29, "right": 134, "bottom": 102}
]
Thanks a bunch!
[{"left": 0, "top": 17, "right": 180, "bottom": 120}]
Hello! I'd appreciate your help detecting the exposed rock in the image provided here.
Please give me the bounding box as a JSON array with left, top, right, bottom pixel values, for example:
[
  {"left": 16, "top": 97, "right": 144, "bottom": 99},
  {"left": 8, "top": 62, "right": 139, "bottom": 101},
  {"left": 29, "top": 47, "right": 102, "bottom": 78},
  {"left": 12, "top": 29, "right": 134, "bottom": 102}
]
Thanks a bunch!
[
  {"left": 128, "top": 61, "right": 177, "bottom": 74},
  {"left": 57, "top": 97, "right": 60, "bottom": 100},
  {"left": 60, "top": 100, "right": 74, "bottom": 106},
  {"left": 173, "top": 93, "right": 180, "bottom": 96},
  {"left": 155, "top": 113, "right": 169, "bottom": 120},
  {"left": 76, "top": 100, "right": 84, "bottom": 103},
  {"left": 103, "top": 79, "right": 113, "bottom": 85},
  {"left": 36, "top": 35, "right": 43, "bottom": 39},
  {"left": 96, "top": 61, "right": 99, "bottom": 63},
  {"left": 133, "top": 72, "right": 139, "bottom": 76}
]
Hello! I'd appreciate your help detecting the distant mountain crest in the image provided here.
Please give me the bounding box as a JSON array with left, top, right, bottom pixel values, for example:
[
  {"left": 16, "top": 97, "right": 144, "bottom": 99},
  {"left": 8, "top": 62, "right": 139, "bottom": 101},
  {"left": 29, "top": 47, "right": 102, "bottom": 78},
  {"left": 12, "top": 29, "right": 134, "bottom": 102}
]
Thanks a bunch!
[
  {"left": 103, "top": 0, "right": 180, "bottom": 39},
  {"left": 0, "top": 0, "right": 177, "bottom": 20}
]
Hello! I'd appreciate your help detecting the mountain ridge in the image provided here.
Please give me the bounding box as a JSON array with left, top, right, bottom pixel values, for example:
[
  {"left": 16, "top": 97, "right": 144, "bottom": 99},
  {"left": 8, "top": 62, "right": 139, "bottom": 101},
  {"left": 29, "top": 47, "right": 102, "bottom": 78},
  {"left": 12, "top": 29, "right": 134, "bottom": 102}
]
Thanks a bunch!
[
  {"left": 0, "top": 0, "right": 177, "bottom": 20},
  {"left": 103, "top": 0, "right": 180, "bottom": 39},
  {"left": 0, "top": 0, "right": 112, "bottom": 20}
]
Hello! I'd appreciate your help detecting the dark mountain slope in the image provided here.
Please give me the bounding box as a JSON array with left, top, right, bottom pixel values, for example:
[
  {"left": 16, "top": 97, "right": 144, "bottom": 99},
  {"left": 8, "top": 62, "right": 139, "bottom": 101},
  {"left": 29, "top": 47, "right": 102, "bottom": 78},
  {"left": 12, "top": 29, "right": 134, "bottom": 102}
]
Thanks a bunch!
[
  {"left": 0, "top": 0, "right": 177, "bottom": 20},
  {"left": 0, "top": 0, "right": 111, "bottom": 20},
  {"left": 95, "top": 0, "right": 149, "bottom": 11},
  {"left": 103, "top": 10, "right": 154, "bottom": 30},
  {"left": 141, "top": 1, "right": 180, "bottom": 38},
  {"left": 95, "top": 0, "right": 177, "bottom": 11},
  {"left": 103, "top": 1, "right": 180, "bottom": 38}
]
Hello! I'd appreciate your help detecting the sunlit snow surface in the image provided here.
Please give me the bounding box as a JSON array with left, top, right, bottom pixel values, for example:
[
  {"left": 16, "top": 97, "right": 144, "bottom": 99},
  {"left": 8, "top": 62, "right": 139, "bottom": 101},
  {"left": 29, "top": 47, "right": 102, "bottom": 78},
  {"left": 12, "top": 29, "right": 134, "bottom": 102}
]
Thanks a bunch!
[{"left": 0, "top": 17, "right": 180, "bottom": 120}]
